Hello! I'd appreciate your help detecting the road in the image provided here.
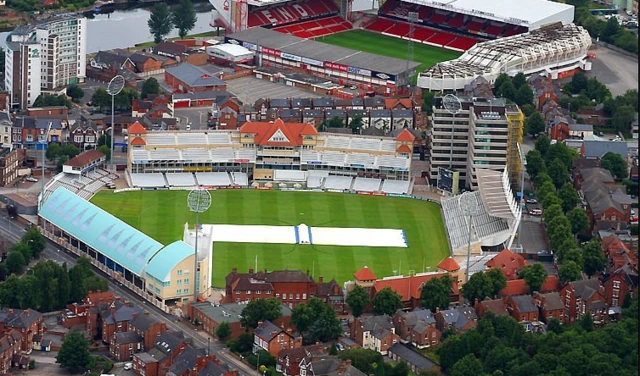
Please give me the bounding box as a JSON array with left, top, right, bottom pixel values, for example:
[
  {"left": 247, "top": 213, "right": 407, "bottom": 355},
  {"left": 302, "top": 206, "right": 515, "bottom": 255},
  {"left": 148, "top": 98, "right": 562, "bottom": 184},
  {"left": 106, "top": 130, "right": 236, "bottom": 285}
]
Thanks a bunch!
[{"left": 0, "top": 214, "right": 254, "bottom": 376}]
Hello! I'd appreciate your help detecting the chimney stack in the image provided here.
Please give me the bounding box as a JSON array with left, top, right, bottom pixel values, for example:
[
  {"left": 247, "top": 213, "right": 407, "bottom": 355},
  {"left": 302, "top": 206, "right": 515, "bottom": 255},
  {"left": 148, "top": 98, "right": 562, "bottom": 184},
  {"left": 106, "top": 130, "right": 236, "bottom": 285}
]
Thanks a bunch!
[
  {"left": 318, "top": 276, "right": 324, "bottom": 283},
  {"left": 249, "top": 268, "right": 254, "bottom": 274}
]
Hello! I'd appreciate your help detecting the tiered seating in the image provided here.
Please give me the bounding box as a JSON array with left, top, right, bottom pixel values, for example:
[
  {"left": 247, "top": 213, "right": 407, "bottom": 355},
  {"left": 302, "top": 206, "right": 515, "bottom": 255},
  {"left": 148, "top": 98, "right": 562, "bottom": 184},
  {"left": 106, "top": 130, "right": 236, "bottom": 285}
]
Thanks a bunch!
[
  {"left": 384, "top": 22, "right": 410, "bottom": 37},
  {"left": 467, "top": 19, "right": 487, "bottom": 32},
  {"left": 247, "top": 0, "right": 338, "bottom": 28},
  {"left": 301, "top": 150, "right": 321, "bottom": 163},
  {"left": 131, "top": 150, "right": 150, "bottom": 162},
  {"left": 235, "top": 149, "right": 256, "bottom": 162},
  {"left": 352, "top": 177, "right": 382, "bottom": 192},
  {"left": 83, "top": 179, "right": 106, "bottom": 193},
  {"left": 149, "top": 149, "right": 180, "bottom": 161},
  {"left": 484, "top": 23, "right": 505, "bottom": 37},
  {"left": 381, "top": 179, "right": 411, "bottom": 194},
  {"left": 165, "top": 173, "right": 196, "bottom": 187},
  {"left": 182, "top": 149, "right": 212, "bottom": 163},
  {"left": 208, "top": 133, "right": 232, "bottom": 144},
  {"left": 427, "top": 32, "right": 456, "bottom": 47},
  {"left": 380, "top": 140, "right": 397, "bottom": 152},
  {"left": 324, "top": 175, "right": 354, "bottom": 191},
  {"left": 447, "top": 36, "right": 478, "bottom": 51},
  {"left": 365, "top": 18, "right": 394, "bottom": 33},
  {"left": 346, "top": 153, "right": 375, "bottom": 167},
  {"left": 411, "top": 27, "right": 437, "bottom": 42},
  {"left": 322, "top": 151, "right": 347, "bottom": 166},
  {"left": 231, "top": 172, "right": 248, "bottom": 186},
  {"left": 196, "top": 172, "right": 232, "bottom": 187},
  {"left": 376, "top": 155, "right": 409, "bottom": 170},
  {"left": 441, "top": 194, "right": 476, "bottom": 251},
  {"left": 130, "top": 173, "right": 166, "bottom": 188},
  {"left": 325, "top": 136, "right": 351, "bottom": 149},
  {"left": 146, "top": 133, "right": 177, "bottom": 146},
  {"left": 210, "top": 148, "right": 235, "bottom": 162},
  {"left": 503, "top": 25, "right": 528, "bottom": 37},
  {"left": 428, "top": 11, "right": 449, "bottom": 25},
  {"left": 274, "top": 170, "right": 307, "bottom": 182},
  {"left": 350, "top": 138, "right": 381, "bottom": 152},
  {"left": 306, "top": 171, "right": 328, "bottom": 188},
  {"left": 177, "top": 133, "right": 208, "bottom": 145},
  {"left": 446, "top": 13, "right": 465, "bottom": 28},
  {"left": 274, "top": 15, "right": 351, "bottom": 38}
]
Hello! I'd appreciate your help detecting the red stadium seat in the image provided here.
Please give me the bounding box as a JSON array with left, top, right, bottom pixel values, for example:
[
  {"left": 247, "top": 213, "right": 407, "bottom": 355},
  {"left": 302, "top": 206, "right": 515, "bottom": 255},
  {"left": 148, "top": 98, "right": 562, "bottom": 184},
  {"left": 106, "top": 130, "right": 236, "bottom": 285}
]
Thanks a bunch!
[
  {"left": 385, "top": 22, "right": 410, "bottom": 37},
  {"left": 484, "top": 23, "right": 504, "bottom": 36},
  {"left": 426, "top": 31, "right": 456, "bottom": 46},
  {"left": 446, "top": 13, "right": 465, "bottom": 28},
  {"left": 447, "top": 36, "right": 478, "bottom": 50},
  {"left": 411, "top": 26, "right": 437, "bottom": 41},
  {"left": 365, "top": 18, "right": 395, "bottom": 33},
  {"left": 467, "top": 19, "right": 487, "bottom": 32},
  {"left": 428, "top": 12, "right": 448, "bottom": 24}
]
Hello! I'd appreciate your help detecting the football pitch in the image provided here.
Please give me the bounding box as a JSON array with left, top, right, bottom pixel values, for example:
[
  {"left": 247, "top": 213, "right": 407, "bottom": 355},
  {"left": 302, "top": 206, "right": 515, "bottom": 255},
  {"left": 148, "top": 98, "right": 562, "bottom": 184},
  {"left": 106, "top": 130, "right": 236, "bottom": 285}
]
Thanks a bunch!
[
  {"left": 316, "top": 30, "right": 462, "bottom": 73},
  {"left": 91, "top": 190, "right": 449, "bottom": 287}
]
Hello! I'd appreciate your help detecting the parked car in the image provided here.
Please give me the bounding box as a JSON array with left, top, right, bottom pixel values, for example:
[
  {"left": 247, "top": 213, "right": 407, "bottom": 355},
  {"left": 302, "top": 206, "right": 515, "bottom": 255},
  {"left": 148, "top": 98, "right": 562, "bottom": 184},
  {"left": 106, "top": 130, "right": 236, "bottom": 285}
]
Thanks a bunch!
[
  {"left": 526, "top": 198, "right": 537, "bottom": 204},
  {"left": 124, "top": 362, "right": 132, "bottom": 370},
  {"left": 26, "top": 176, "right": 38, "bottom": 182},
  {"left": 529, "top": 209, "right": 543, "bottom": 216}
]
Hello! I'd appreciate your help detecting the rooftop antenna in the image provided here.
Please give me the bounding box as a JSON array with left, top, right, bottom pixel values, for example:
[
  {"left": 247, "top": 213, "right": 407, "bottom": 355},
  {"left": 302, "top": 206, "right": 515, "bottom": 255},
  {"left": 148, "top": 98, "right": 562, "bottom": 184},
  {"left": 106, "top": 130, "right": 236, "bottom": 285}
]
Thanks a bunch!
[{"left": 442, "top": 94, "right": 462, "bottom": 170}]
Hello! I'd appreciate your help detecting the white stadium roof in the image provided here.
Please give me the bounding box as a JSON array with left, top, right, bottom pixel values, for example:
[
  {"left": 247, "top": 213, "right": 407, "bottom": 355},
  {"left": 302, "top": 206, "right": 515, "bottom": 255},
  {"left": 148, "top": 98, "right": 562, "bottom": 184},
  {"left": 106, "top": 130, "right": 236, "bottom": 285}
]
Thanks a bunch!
[
  {"left": 210, "top": 43, "right": 253, "bottom": 57},
  {"left": 405, "top": 0, "right": 574, "bottom": 28}
]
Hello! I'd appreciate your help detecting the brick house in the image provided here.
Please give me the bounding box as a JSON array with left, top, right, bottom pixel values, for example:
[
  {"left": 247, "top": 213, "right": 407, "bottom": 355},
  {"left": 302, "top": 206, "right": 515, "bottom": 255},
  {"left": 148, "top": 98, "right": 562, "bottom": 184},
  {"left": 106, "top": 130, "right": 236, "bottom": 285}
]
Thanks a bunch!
[
  {"left": 0, "top": 308, "right": 44, "bottom": 352},
  {"left": 500, "top": 275, "right": 561, "bottom": 297},
  {"left": 532, "top": 292, "right": 566, "bottom": 323},
  {"left": 68, "top": 122, "right": 98, "bottom": 150},
  {"left": 434, "top": 306, "right": 477, "bottom": 334},
  {"left": 132, "top": 331, "right": 187, "bottom": 376},
  {"left": 315, "top": 277, "right": 346, "bottom": 314},
  {"left": 601, "top": 234, "right": 636, "bottom": 271},
  {"left": 276, "top": 345, "right": 327, "bottom": 376},
  {"left": 0, "top": 148, "right": 26, "bottom": 187},
  {"left": 198, "top": 360, "right": 239, "bottom": 376},
  {"left": 353, "top": 266, "right": 377, "bottom": 293},
  {"left": 168, "top": 345, "right": 216, "bottom": 376},
  {"left": 310, "top": 359, "right": 366, "bottom": 376},
  {"left": 388, "top": 343, "right": 437, "bottom": 374},
  {"left": 0, "top": 329, "right": 23, "bottom": 374},
  {"left": 351, "top": 315, "right": 400, "bottom": 355},
  {"left": 132, "top": 352, "right": 159, "bottom": 376},
  {"left": 372, "top": 273, "right": 460, "bottom": 309},
  {"left": 302, "top": 109, "right": 325, "bottom": 128},
  {"left": 128, "top": 53, "right": 163, "bottom": 75},
  {"left": 100, "top": 301, "right": 143, "bottom": 343},
  {"left": 474, "top": 298, "right": 509, "bottom": 318},
  {"left": 131, "top": 95, "right": 174, "bottom": 119},
  {"left": 253, "top": 320, "right": 301, "bottom": 357},
  {"left": 165, "top": 63, "right": 227, "bottom": 93},
  {"left": 484, "top": 249, "right": 527, "bottom": 280},
  {"left": 110, "top": 331, "right": 143, "bottom": 361},
  {"left": 26, "top": 106, "right": 69, "bottom": 117},
  {"left": 392, "top": 309, "right": 441, "bottom": 348},
  {"left": 223, "top": 268, "right": 317, "bottom": 308},
  {"left": 154, "top": 41, "right": 189, "bottom": 60},
  {"left": 506, "top": 295, "right": 539, "bottom": 322},
  {"left": 560, "top": 279, "right": 608, "bottom": 325},
  {"left": 129, "top": 312, "right": 167, "bottom": 351},
  {"left": 187, "top": 302, "right": 293, "bottom": 340},
  {"left": 602, "top": 264, "right": 638, "bottom": 308},
  {"left": 549, "top": 116, "right": 570, "bottom": 141},
  {"left": 61, "top": 290, "right": 120, "bottom": 339}
]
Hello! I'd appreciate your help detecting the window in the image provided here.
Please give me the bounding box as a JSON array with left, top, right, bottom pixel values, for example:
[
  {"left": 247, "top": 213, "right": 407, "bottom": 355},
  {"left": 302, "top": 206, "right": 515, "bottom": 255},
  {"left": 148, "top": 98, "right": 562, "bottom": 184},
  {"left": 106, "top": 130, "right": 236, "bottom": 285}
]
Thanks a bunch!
[
  {"left": 256, "top": 290, "right": 261, "bottom": 295},
  {"left": 177, "top": 280, "right": 182, "bottom": 285},
  {"left": 613, "top": 281, "right": 621, "bottom": 288},
  {"left": 612, "top": 298, "right": 618, "bottom": 306},
  {"left": 184, "top": 289, "right": 189, "bottom": 294},
  {"left": 247, "top": 290, "right": 251, "bottom": 294},
  {"left": 177, "top": 289, "right": 182, "bottom": 294},
  {"left": 296, "top": 294, "right": 300, "bottom": 300},
  {"left": 289, "top": 294, "right": 293, "bottom": 300},
  {"left": 177, "top": 270, "right": 182, "bottom": 276},
  {"left": 74, "top": 135, "right": 83, "bottom": 143},
  {"left": 266, "top": 290, "right": 272, "bottom": 294},
  {"left": 275, "top": 293, "right": 280, "bottom": 298},
  {"left": 183, "top": 279, "right": 189, "bottom": 284},
  {"left": 613, "top": 289, "right": 619, "bottom": 298}
]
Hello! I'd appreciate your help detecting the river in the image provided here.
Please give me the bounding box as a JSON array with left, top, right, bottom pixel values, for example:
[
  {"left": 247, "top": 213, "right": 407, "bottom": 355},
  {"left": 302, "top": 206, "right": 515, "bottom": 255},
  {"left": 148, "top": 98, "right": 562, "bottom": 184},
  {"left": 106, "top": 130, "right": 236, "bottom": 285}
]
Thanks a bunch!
[{"left": 2, "top": 2, "right": 215, "bottom": 53}]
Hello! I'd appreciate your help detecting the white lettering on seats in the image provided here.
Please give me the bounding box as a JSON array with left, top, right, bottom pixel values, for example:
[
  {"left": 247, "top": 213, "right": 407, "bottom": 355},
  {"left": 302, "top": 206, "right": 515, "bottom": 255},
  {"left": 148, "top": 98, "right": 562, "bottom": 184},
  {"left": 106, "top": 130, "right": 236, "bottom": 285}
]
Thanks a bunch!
[
  {"left": 261, "top": 10, "right": 277, "bottom": 24},
  {"left": 292, "top": 4, "right": 309, "bottom": 18}
]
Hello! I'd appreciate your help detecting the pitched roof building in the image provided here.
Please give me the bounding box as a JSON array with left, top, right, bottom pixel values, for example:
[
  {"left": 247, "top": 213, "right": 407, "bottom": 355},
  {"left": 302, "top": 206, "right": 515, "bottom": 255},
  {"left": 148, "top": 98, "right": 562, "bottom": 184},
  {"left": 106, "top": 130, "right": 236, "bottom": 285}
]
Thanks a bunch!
[{"left": 484, "top": 249, "right": 527, "bottom": 279}]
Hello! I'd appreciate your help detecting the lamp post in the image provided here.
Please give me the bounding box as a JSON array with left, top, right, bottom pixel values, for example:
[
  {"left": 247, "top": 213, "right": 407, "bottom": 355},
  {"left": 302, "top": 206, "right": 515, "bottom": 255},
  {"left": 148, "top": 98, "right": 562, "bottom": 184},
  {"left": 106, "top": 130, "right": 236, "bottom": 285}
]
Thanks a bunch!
[
  {"left": 187, "top": 189, "right": 211, "bottom": 303},
  {"left": 40, "top": 121, "right": 53, "bottom": 205},
  {"left": 106, "top": 75, "right": 125, "bottom": 171},
  {"left": 459, "top": 191, "right": 479, "bottom": 282}
]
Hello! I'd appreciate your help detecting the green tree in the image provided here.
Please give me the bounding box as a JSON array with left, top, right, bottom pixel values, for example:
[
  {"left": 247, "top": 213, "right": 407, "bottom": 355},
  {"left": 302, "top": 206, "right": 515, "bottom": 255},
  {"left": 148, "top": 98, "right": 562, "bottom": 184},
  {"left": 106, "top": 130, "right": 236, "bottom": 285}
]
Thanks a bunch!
[
  {"left": 545, "top": 141, "right": 577, "bottom": 170},
  {"left": 22, "top": 227, "right": 46, "bottom": 259},
  {"left": 329, "top": 342, "right": 338, "bottom": 355},
  {"left": 542, "top": 204, "right": 563, "bottom": 227},
  {"left": 518, "top": 263, "right": 548, "bottom": 293},
  {"left": 97, "top": 145, "right": 111, "bottom": 162},
  {"left": 558, "top": 260, "right": 582, "bottom": 283},
  {"left": 524, "top": 112, "right": 546, "bottom": 136},
  {"left": 91, "top": 87, "right": 111, "bottom": 110},
  {"left": 5, "top": 251, "right": 26, "bottom": 275},
  {"left": 515, "top": 85, "right": 534, "bottom": 106},
  {"left": 582, "top": 241, "right": 606, "bottom": 278},
  {"left": 561, "top": 247, "right": 584, "bottom": 268},
  {"left": 485, "top": 268, "right": 507, "bottom": 297},
  {"left": 372, "top": 287, "right": 403, "bottom": 315},
  {"left": 18, "top": 275, "right": 39, "bottom": 309},
  {"left": 535, "top": 135, "right": 550, "bottom": 155},
  {"left": 566, "top": 71, "right": 588, "bottom": 94},
  {"left": 578, "top": 313, "right": 594, "bottom": 332},
  {"left": 546, "top": 318, "right": 563, "bottom": 334},
  {"left": 326, "top": 116, "right": 344, "bottom": 128},
  {"left": 240, "top": 298, "right": 282, "bottom": 329},
  {"left": 56, "top": 155, "right": 69, "bottom": 173},
  {"left": 547, "top": 158, "right": 568, "bottom": 189},
  {"left": 541, "top": 193, "right": 562, "bottom": 210},
  {"left": 346, "top": 285, "right": 369, "bottom": 317},
  {"left": 338, "top": 348, "right": 384, "bottom": 374},
  {"left": 451, "top": 354, "right": 484, "bottom": 376},
  {"left": 45, "top": 143, "right": 62, "bottom": 161},
  {"left": 601, "top": 17, "right": 620, "bottom": 42},
  {"left": 492, "top": 74, "right": 510, "bottom": 95},
  {"left": 172, "top": 0, "right": 197, "bottom": 39},
  {"left": 421, "top": 90, "right": 436, "bottom": 114},
  {"left": 567, "top": 208, "right": 589, "bottom": 235},
  {"left": 525, "top": 150, "right": 546, "bottom": 178},
  {"left": 62, "top": 144, "right": 80, "bottom": 159},
  {"left": 0, "top": 275, "right": 21, "bottom": 308},
  {"left": 521, "top": 103, "right": 535, "bottom": 117},
  {"left": 461, "top": 272, "right": 493, "bottom": 304},
  {"left": 97, "top": 133, "right": 111, "bottom": 147},
  {"left": 147, "top": 2, "right": 173, "bottom": 44},
  {"left": 558, "top": 183, "right": 580, "bottom": 213},
  {"left": 534, "top": 172, "right": 552, "bottom": 189},
  {"left": 56, "top": 332, "right": 91, "bottom": 374},
  {"left": 215, "top": 322, "right": 231, "bottom": 341},
  {"left": 68, "top": 266, "right": 88, "bottom": 304},
  {"left": 291, "top": 298, "right": 341, "bottom": 343},
  {"left": 141, "top": 77, "right": 161, "bottom": 99},
  {"left": 66, "top": 85, "right": 84, "bottom": 103},
  {"left": 535, "top": 181, "right": 556, "bottom": 204},
  {"left": 56, "top": 263, "right": 71, "bottom": 308},
  {"left": 420, "top": 275, "right": 454, "bottom": 312},
  {"left": 348, "top": 115, "right": 363, "bottom": 133},
  {"left": 512, "top": 72, "right": 527, "bottom": 89},
  {"left": 496, "top": 80, "right": 516, "bottom": 101},
  {"left": 11, "top": 242, "right": 31, "bottom": 263},
  {"left": 600, "top": 152, "right": 628, "bottom": 181}
]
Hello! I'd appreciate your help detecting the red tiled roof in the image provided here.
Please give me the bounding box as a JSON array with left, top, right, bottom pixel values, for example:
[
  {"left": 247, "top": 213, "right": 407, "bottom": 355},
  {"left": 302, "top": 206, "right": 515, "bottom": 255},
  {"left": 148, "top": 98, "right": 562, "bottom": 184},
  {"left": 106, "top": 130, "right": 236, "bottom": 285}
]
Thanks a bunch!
[
  {"left": 128, "top": 121, "right": 147, "bottom": 134},
  {"left": 374, "top": 273, "right": 458, "bottom": 302},
  {"left": 500, "top": 275, "right": 560, "bottom": 296},
  {"left": 354, "top": 266, "right": 377, "bottom": 281},
  {"left": 395, "top": 129, "right": 415, "bottom": 142},
  {"left": 239, "top": 118, "right": 317, "bottom": 147},
  {"left": 485, "top": 249, "right": 527, "bottom": 279},
  {"left": 131, "top": 137, "right": 146, "bottom": 146},
  {"left": 85, "top": 291, "right": 117, "bottom": 305},
  {"left": 437, "top": 257, "right": 460, "bottom": 272},
  {"left": 384, "top": 98, "right": 413, "bottom": 110},
  {"left": 396, "top": 144, "right": 412, "bottom": 153},
  {"left": 64, "top": 149, "right": 105, "bottom": 168}
]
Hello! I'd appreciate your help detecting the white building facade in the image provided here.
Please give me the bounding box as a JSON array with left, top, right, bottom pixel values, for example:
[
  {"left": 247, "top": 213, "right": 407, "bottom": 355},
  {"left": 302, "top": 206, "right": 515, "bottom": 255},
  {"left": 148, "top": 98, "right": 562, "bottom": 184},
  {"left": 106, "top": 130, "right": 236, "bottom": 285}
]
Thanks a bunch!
[{"left": 4, "top": 15, "right": 87, "bottom": 109}]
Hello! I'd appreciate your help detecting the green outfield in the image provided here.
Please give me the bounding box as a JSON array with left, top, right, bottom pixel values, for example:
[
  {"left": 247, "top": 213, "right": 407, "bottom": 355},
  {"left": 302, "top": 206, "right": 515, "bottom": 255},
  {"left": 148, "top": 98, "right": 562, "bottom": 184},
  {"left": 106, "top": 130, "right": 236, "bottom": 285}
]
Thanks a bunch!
[
  {"left": 316, "top": 30, "right": 462, "bottom": 73},
  {"left": 91, "top": 190, "right": 449, "bottom": 287}
]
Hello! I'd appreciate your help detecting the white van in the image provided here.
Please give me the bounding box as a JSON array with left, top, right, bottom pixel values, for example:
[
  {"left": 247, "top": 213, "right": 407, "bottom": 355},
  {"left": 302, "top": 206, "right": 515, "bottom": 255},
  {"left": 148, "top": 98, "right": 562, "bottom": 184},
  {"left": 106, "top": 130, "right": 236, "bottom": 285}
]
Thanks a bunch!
[
  {"left": 123, "top": 362, "right": 133, "bottom": 370},
  {"left": 186, "top": 124, "right": 191, "bottom": 131}
]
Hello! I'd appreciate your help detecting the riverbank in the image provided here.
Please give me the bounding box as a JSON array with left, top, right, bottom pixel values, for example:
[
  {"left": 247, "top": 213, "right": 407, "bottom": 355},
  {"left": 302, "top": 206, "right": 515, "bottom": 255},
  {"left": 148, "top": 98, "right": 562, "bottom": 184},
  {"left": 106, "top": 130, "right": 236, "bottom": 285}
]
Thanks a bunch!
[{"left": 132, "top": 31, "right": 220, "bottom": 49}]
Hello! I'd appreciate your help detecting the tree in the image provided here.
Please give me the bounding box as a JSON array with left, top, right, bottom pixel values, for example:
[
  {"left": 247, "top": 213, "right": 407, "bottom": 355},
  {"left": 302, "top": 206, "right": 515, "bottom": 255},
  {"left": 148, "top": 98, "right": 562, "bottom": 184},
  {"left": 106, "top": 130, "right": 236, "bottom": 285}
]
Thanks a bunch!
[
  {"left": 541, "top": 194, "right": 562, "bottom": 210},
  {"left": 525, "top": 150, "right": 546, "bottom": 178},
  {"left": 518, "top": 263, "right": 548, "bottom": 293},
  {"left": 62, "top": 144, "right": 80, "bottom": 159},
  {"left": 348, "top": 116, "right": 363, "bottom": 133},
  {"left": 97, "top": 133, "right": 111, "bottom": 147},
  {"left": 547, "top": 158, "right": 568, "bottom": 189},
  {"left": 515, "top": 85, "right": 534, "bottom": 106},
  {"left": 56, "top": 332, "right": 91, "bottom": 374},
  {"left": 240, "top": 298, "right": 282, "bottom": 329},
  {"left": 545, "top": 142, "right": 576, "bottom": 170},
  {"left": 11, "top": 242, "right": 31, "bottom": 263},
  {"left": 115, "top": 88, "right": 139, "bottom": 110},
  {"left": 338, "top": 348, "right": 384, "bottom": 375},
  {"left": 22, "top": 227, "right": 46, "bottom": 259},
  {"left": 496, "top": 81, "right": 516, "bottom": 101},
  {"left": 542, "top": 204, "right": 563, "bottom": 227},
  {"left": 0, "top": 275, "right": 21, "bottom": 308},
  {"left": 45, "top": 143, "right": 62, "bottom": 161},
  {"left": 5, "top": 251, "right": 26, "bottom": 275},
  {"left": 567, "top": 208, "right": 589, "bottom": 235},
  {"left": 56, "top": 263, "right": 71, "bottom": 308},
  {"left": 326, "top": 116, "right": 344, "bottom": 128},
  {"left": 611, "top": 104, "right": 635, "bottom": 134},
  {"left": 421, "top": 90, "right": 436, "bottom": 114},
  {"left": 534, "top": 134, "right": 550, "bottom": 155},
  {"left": 558, "top": 261, "right": 582, "bottom": 283},
  {"left": 66, "top": 85, "right": 84, "bottom": 103},
  {"left": 172, "top": 0, "right": 197, "bottom": 39},
  {"left": 56, "top": 155, "right": 69, "bottom": 173},
  {"left": 524, "top": 112, "right": 546, "bottom": 136},
  {"left": 535, "top": 181, "right": 556, "bottom": 205},
  {"left": 91, "top": 87, "right": 111, "bottom": 110},
  {"left": 546, "top": 318, "right": 563, "bottom": 334},
  {"left": 148, "top": 2, "right": 173, "bottom": 44},
  {"left": 578, "top": 313, "right": 594, "bottom": 332},
  {"left": 215, "top": 322, "right": 231, "bottom": 341},
  {"left": 600, "top": 152, "right": 628, "bottom": 181},
  {"left": 512, "top": 72, "right": 527, "bottom": 89},
  {"left": 141, "top": 77, "right": 161, "bottom": 99},
  {"left": 567, "top": 71, "right": 589, "bottom": 94},
  {"left": 558, "top": 183, "right": 580, "bottom": 213},
  {"left": 451, "top": 354, "right": 484, "bottom": 376},
  {"left": 97, "top": 145, "right": 111, "bottom": 162},
  {"left": 329, "top": 342, "right": 338, "bottom": 355},
  {"left": 292, "top": 298, "right": 341, "bottom": 343},
  {"left": 346, "top": 285, "right": 369, "bottom": 317},
  {"left": 68, "top": 266, "right": 88, "bottom": 304},
  {"left": 420, "top": 275, "right": 454, "bottom": 312},
  {"left": 492, "top": 74, "right": 510, "bottom": 96},
  {"left": 372, "top": 287, "right": 403, "bottom": 315},
  {"left": 582, "top": 241, "right": 606, "bottom": 278},
  {"left": 461, "top": 272, "right": 493, "bottom": 304}
]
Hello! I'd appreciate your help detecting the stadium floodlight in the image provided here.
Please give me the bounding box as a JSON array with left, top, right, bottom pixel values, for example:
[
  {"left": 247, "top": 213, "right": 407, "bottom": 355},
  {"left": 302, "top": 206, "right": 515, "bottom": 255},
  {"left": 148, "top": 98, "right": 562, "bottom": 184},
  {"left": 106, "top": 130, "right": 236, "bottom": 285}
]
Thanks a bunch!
[
  {"left": 187, "top": 189, "right": 212, "bottom": 302},
  {"left": 107, "top": 75, "right": 125, "bottom": 171},
  {"left": 459, "top": 191, "right": 479, "bottom": 282},
  {"left": 442, "top": 94, "right": 462, "bottom": 170}
]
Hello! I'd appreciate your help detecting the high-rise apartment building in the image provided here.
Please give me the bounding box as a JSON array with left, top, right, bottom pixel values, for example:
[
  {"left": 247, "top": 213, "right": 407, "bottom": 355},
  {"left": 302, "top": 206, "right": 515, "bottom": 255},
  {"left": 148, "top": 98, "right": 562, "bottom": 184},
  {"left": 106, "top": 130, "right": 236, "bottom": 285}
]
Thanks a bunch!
[
  {"left": 4, "top": 14, "right": 87, "bottom": 109},
  {"left": 429, "top": 97, "right": 523, "bottom": 191}
]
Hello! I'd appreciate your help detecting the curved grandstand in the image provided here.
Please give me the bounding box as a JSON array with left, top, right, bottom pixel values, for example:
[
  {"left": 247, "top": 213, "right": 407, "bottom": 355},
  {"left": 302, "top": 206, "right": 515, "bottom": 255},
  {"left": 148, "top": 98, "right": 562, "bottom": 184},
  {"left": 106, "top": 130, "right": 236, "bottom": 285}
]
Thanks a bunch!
[
  {"left": 417, "top": 23, "right": 592, "bottom": 91},
  {"left": 441, "top": 168, "right": 520, "bottom": 256}
]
